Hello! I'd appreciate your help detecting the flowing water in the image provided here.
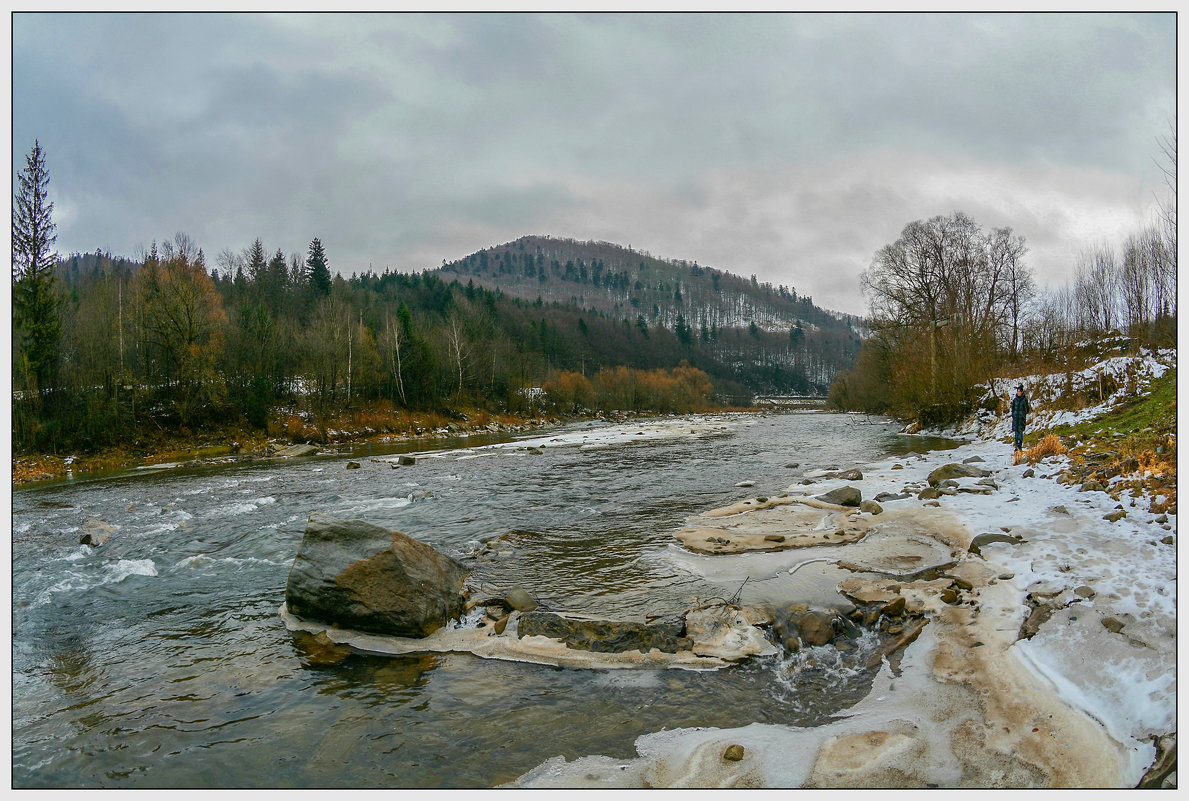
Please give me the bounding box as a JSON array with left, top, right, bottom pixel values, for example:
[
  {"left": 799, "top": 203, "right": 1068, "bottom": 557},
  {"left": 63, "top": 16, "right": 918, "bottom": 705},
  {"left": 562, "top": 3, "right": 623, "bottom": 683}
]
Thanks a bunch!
[{"left": 12, "top": 412, "right": 960, "bottom": 789}]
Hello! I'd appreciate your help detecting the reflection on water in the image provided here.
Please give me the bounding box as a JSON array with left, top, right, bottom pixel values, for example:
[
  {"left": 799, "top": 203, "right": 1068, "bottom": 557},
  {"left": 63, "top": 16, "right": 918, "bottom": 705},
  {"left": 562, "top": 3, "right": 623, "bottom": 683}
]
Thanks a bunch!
[{"left": 13, "top": 412, "right": 929, "bottom": 788}]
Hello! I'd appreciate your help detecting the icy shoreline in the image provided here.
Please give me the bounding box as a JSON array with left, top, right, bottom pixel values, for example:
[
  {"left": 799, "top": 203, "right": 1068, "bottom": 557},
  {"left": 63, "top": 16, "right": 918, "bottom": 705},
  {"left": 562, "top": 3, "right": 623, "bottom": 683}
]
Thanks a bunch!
[{"left": 512, "top": 417, "right": 1175, "bottom": 787}]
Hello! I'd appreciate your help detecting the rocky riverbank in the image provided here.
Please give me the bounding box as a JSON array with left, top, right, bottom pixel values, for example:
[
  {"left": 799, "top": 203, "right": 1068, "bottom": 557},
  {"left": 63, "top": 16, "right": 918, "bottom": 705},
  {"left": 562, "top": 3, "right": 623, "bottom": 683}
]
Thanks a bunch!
[
  {"left": 10, "top": 412, "right": 570, "bottom": 486},
  {"left": 509, "top": 355, "right": 1176, "bottom": 789}
]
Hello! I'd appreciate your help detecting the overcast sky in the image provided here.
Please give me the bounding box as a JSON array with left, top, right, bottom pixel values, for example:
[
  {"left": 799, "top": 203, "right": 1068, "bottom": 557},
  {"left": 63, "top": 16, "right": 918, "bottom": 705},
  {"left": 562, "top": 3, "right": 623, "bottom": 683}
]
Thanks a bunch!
[{"left": 11, "top": 12, "right": 1175, "bottom": 315}]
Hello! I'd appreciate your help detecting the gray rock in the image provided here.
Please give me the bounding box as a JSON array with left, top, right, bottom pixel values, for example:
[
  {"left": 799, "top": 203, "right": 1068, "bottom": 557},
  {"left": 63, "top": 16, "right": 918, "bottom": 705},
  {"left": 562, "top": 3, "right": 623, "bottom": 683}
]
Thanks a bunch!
[
  {"left": 1103, "top": 510, "right": 1127, "bottom": 522},
  {"left": 1155, "top": 514, "right": 1169, "bottom": 524},
  {"left": 505, "top": 587, "right": 539, "bottom": 613},
  {"left": 962, "top": 456, "right": 985, "bottom": 464},
  {"left": 516, "top": 610, "right": 688, "bottom": 654},
  {"left": 968, "top": 532, "right": 1022, "bottom": 555},
  {"left": 277, "top": 443, "right": 319, "bottom": 458},
  {"left": 874, "top": 492, "right": 912, "bottom": 503},
  {"left": 1023, "top": 469, "right": 1036, "bottom": 478},
  {"left": 784, "top": 463, "right": 800, "bottom": 469},
  {"left": 79, "top": 517, "right": 116, "bottom": 547},
  {"left": 824, "top": 468, "right": 863, "bottom": 481},
  {"left": 284, "top": 512, "right": 470, "bottom": 638},
  {"left": 976, "top": 478, "right": 998, "bottom": 489},
  {"left": 859, "top": 501, "right": 884, "bottom": 515},
  {"left": 1074, "top": 585, "right": 1095, "bottom": 599},
  {"left": 927, "top": 463, "right": 991, "bottom": 486},
  {"left": 397, "top": 455, "right": 416, "bottom": 466},
  {"left": 345, "top": 461, "right": 361, "bottom": 469},
  {"left": 1080, "top": 480, "right": 1105, "bottom": 493},
  {"left": 763, "top": 534, "right": 786, "bottom": 543},
  {"left": 816, "top": 486, "right": 861, "bottom": 507},
  {"left": 918, "top": 488, "right": 942, "bottom": 500},
  {"left": 1051, "top": 505, "right": 1070, "bottom": 515}
]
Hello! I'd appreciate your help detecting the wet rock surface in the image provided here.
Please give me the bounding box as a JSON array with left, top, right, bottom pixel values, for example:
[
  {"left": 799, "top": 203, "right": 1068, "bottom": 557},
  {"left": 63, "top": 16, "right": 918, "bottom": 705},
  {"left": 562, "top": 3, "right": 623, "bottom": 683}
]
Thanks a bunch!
[
  {"left": 284, "top": 512, "right": 470, "bottom": 638},
  {"left": 517, "top": 611, "right": 689, "bottom": 655}
]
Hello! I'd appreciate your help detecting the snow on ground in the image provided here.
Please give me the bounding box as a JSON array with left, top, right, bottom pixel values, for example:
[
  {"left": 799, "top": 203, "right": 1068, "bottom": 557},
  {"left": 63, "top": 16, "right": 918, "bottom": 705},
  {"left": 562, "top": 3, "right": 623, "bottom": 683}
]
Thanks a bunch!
[
  {"left": 511, "top": 353, "right": 1176, "bottom": 788},
  {"left": 941, "top": 347, "right": 1175, "bottom": 441},
  {"left": 376, "top": 414, "right": 751, "bottom": 463}
]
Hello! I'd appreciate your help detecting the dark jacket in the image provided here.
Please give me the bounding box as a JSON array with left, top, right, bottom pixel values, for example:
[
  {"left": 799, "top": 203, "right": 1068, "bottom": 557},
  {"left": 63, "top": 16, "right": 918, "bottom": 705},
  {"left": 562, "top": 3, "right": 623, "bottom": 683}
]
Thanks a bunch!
[{"left": 1011, "top": 393, "right": 1030, "bottom": 430}]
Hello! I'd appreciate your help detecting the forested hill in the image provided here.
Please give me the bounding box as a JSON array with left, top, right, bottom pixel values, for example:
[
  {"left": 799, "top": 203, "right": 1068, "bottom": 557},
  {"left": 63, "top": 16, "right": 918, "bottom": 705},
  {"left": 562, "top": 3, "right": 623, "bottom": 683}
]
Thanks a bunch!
[
  {"left": 436, "top": 235, "right": 858, "bottom": 337},
  {"left": 14, "top": 235, "right": 862, "bottom": 455}
]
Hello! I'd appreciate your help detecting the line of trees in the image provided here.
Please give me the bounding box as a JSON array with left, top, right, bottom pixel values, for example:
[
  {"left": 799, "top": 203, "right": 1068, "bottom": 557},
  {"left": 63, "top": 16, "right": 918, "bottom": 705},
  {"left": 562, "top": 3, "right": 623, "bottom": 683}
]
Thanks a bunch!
[
  {"left": 18, "top": 142, "right": 854, "bottom": 455},
  {"left": 830, "top": 160, "right": 1176, "bottom": 423}
]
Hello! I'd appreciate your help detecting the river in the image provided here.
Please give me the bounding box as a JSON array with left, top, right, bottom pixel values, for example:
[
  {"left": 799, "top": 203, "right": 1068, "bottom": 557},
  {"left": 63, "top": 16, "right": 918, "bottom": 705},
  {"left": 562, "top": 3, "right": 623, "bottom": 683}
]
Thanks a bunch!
[{"left": 12, "top": 411, "right": 960, "bottom": 788}]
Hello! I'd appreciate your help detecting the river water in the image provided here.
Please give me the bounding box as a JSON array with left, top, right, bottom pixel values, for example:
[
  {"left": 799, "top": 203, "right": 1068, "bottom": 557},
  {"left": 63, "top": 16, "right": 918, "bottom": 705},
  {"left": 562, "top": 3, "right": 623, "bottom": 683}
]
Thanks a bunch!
[{"left": 12, "top": 412, "right": 958, "bottom": 789}]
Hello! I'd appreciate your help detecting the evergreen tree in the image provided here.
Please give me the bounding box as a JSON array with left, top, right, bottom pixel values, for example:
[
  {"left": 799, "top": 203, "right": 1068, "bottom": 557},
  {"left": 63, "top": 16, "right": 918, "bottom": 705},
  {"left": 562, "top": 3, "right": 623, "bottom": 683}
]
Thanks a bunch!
[
  {"left": 307, "top": 237, "right": 331, "bottom": 296},
  {"left": 12, "top": 140, "right": 60, "bottom": 395}
]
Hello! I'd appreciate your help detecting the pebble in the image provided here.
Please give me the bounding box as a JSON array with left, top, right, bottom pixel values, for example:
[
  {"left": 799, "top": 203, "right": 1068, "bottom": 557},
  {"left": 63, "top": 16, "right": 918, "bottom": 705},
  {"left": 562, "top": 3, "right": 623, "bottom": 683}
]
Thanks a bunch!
[{"left": 998, "top": 573, "right": 1014, "bottom": 581}]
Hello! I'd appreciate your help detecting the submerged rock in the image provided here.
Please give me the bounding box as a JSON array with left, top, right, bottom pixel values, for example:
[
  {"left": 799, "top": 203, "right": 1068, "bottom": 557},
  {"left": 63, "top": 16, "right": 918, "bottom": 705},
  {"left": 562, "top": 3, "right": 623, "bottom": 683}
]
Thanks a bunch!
[
  {"left": 284, "top": 512, "right": 470, "bottom": 638},
  {"left": 505, "top": 587, "right": 539, "bottom": 613}
]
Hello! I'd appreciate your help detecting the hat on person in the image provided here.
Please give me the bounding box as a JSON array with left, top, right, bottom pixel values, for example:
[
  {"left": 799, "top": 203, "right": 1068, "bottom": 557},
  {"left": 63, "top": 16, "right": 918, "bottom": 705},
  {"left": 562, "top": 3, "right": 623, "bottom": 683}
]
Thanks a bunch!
[{"left": 1016, "top": 384, "right": 1024, "bottom": 391}]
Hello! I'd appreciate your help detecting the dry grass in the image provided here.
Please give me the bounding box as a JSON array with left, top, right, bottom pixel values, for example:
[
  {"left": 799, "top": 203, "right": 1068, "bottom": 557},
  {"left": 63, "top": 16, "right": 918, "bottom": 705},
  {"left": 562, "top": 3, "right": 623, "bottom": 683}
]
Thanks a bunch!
[{"left": 1015, "top": 433, "right": 1068, "bottom": 465}]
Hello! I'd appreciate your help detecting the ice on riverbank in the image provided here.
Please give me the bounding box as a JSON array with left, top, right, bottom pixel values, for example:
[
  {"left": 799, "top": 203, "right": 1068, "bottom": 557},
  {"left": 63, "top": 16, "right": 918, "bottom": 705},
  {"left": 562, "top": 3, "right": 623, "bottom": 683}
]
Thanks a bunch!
[{"left": 511, "top": 402, "right": 1175, "bottom": 787}]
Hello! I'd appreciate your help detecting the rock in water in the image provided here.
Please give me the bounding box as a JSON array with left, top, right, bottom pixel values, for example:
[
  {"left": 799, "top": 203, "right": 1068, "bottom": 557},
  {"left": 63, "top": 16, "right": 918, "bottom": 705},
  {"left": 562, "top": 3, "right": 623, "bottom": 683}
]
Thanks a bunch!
[
  {"left": 517, "top": 611, "right": 688, "bottom": 654},
  {"left": 284, "top": 512, "right": 470, "bottom": 638},
  {"left": 278, "top": 443, "right": 319, "bottom": 458},
  {"left": 79, "top": 517, "right": 116, "bottom": 546},
  {"left": 927, "top": 463, "right": 991, "bottom": 486},
  {"left": 505, "top": 587, "right": 539, "bottom": 613},
  {"left": 816, "top": 486, "right": 862, "bottom": 506}
]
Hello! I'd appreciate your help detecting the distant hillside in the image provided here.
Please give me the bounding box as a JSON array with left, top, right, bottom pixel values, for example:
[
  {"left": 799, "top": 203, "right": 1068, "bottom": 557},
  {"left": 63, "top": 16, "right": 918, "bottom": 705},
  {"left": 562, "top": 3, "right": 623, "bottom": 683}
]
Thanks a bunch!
[
  {"left": 433, "top": 235, "right": 862, "bottom": 394},
  {"left": 437, "top": 235, "right": 856, "bottom": 335}
]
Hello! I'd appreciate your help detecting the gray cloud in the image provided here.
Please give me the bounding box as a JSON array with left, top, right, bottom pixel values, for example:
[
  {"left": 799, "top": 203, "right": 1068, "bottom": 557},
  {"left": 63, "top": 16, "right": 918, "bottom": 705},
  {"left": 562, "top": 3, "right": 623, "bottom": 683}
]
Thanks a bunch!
[{"left": 13, "top": 12, "right": 1174, "bottom": 315}]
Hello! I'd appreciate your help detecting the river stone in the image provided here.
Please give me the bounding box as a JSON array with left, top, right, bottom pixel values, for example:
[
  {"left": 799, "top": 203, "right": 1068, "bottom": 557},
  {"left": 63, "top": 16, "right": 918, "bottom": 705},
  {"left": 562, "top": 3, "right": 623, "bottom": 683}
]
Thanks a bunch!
[
  {"left": 927, "top": 463, "right": 990, "bottom": 486},
  {"left": 723, "top": 745, "right": 745, "bottom": 762},
  {"left": 505, "top": 587, "right": 539, "bottom": 613},
  {"left": 816, "top": 486, "right": 861, "bottom": 507},
  {"left": 345, "top": 461, "right": 361, "bottom": 470},
  {"left": 397, "top": 455, "right": 416, "bottom": 466},
  {"left": 516, "top": 611, "right": 687, "bottom": 654},
  {"left": 1074, "top": 585, "right": 1095, "bottom": 599},
  {"left": 79, "top": 517, "right": 116, "bottom": 547},
  {"left": 859, "top": 501, "right": 883, "bottom": 515},
  {"left": 1101, "top": 617, "right": 1124, "bottom": 633},
  {"left": 1161, "top": 535, "right": 1174, "bottom": 545},
  {"left": 278, "top": 443, "right": 319, "bottom": 458},
  {"left": 874, "top": 492, "right": 911, "bottom": 503},
  {"left": 918, "top": 488, "right": 942, "bottom": 500},
  {"left": 1080, "top": 480, "right": 1105, "bottom": 493},
  {"left": 824, "top": 468, "right": 863, "bottom": 481},
  {"left": 968, "top": 532, "right": 1022, "bottom": 555},
  {"left": 880, "top": 596, "right": 906, "bottom": 618},
  {"left": 1022, "top": 469, "right": 1036, "bottom": 478},
  {"left": 963, "top": 456, "right": 985, "bottom": 464},
  {"left": 1103, "top": 510, "right": 1127, "bottom": 522},
  {"left": 284, "top": 512, "right": 470, "bottom": 638}
]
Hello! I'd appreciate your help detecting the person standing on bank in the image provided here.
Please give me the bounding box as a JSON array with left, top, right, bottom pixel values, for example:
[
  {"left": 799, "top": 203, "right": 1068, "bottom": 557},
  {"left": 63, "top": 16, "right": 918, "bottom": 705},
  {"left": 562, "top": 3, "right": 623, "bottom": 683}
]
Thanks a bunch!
[{"left": 1011, "top": 384, "right": 1030, "bottom": 452}]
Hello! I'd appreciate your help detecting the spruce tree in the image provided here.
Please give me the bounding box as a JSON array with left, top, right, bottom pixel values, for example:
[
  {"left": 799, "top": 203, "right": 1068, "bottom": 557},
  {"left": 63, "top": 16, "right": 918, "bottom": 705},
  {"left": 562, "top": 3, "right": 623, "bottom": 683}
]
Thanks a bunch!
[
  {"left": 307, "top": 237, "right": 331, "bottom": 296},
  {"left": 12, "top": 140, "right": 60, "bottom": 395}
]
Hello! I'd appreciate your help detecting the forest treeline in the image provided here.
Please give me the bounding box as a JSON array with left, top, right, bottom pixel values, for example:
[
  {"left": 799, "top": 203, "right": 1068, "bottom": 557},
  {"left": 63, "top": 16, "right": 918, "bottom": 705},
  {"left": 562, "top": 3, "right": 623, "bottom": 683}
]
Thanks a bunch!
[
  {"left": 828, "top": 202, "right": 1177, "bottom": 424},
  {"left": 12, "top": 143, "right": 863, "bottom": 455}
]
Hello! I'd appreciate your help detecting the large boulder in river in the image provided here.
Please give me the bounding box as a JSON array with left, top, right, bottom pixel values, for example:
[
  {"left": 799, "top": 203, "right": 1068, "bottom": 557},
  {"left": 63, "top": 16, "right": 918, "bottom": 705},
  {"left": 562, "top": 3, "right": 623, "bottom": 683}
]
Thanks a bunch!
[
  {"left": 927, "top": 463, "right": 990, "bottom": 486},
  {"left": 285, "top": 512, "right": 470, "bottom": 638}
]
